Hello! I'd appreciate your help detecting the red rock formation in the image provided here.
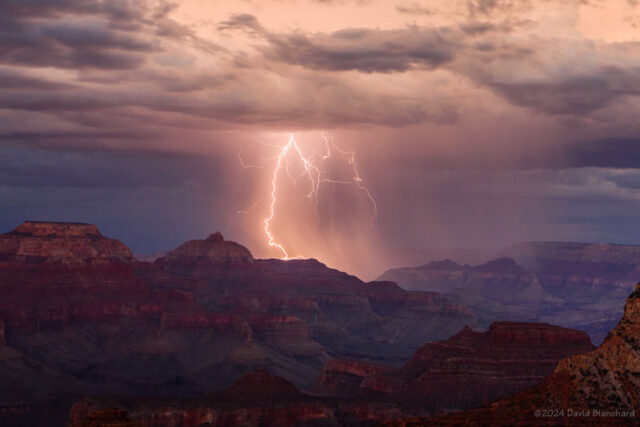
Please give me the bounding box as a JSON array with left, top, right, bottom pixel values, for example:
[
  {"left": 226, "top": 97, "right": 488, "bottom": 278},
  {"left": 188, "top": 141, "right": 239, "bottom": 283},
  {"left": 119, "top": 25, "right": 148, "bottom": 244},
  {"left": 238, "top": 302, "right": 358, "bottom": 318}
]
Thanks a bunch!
[
  {"left": 386, "top": 284, "right": 640, "bottom": 426},
  {"left": 0, "top": 222, "right": 480, "bottom": 426},
  {"left": 315, "top": 322, "right": 594, "bottom": 415},
  {"left": 156, "top": 234, "right": 481, "bottom": 357},
  {"left": 215, "top": 291, "right": 321, "bottom": 313},
  {"left": 0, "top": 222, "right": 152, "bottom": 331},
  {"left": 398, "top": 322, "right": 594, "bottom": 413},
  {"left": 159, "top": 312, "right": 253, "bottom": 339},
  {"left": 155, "top": 231, "right": 253, "bottom": 271},
  {"left": 0, "top": 264, "right": 152, "bottom": 331},
  {"left": 131, "top": 261, "right": 208, "bottom": 293},
  {"left": 314, "top": 359, "right": 397, "bottom": 396},
  {"left": 0, "top": 221, "right": 133, "bottom": 264},
  {"left": 152, "top": 289, "right": 197, "bottom": 307},
  {"left": 487, "top": 321, "right": 591, "bottom": 346}
]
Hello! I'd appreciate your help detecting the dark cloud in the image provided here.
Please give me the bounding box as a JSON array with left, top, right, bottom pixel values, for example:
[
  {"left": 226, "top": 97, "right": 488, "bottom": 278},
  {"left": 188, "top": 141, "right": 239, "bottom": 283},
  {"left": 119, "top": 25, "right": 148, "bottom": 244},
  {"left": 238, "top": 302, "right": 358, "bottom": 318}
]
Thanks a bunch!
[
  {"left": 476, "top": 62, "right": 640, "bottom": 115},
  {"left": 1, "top": 1, "right": 639, "bottom": 148},
  {"left": 267, "top": 33, "right": 448, "bottom": 73},
  {"left": 0, "top": 144, "right": 221, "bottom": 188},
  {"left": 220, "top": 14, "right": 455, "bottom": 72},
  {"left": 460, "top": 21, "right": 497, "bottom": 34},
  {"left": 227, "top": 16, "right": 457, "bottom": 73},
  {"left": 308, "top": 0, "right": 372, "bottom": 4},
  {"left": 218, "top": 14, "right": 264, "bottom": 33},
  {"left": 0, "top": 3, "right": 155, "bottom": 70},
  {"left": 395, "top": 3, "right": 433, "bottom": 15},
  {"left": 0, "top": 68, "right": 74, "bottom": 89},
  {"left": 2, "top": 0, "right": 640, "bottom": 279},
  {"left": 468, "top": 0, "right": 500, "bottom": 15},
  {"left": 0, "top": 0, "right": 216, "bottom": 70},
  {"left": 0, "top": 0, "right": 169, "bottom": 28},
  {"left": 0, "top": 88, "right": 120, "bottom": 111},
  {"left": 490, "top": 76, "right": 615, "bottom": 115},
  {"left": 0, "top": 0, "right": 100, "bottom": 18},
  {"left": 0, "top": 148, "right": 231, "bottom": 257},
  {"left": 217, "top": 14, "right": 640, "bottom": 120},
  {"left": 465, "top": 0, "right": 530, "bottom": 18},
  {"left": 565, "top": 139, "right": 640, "bottom": 169}
]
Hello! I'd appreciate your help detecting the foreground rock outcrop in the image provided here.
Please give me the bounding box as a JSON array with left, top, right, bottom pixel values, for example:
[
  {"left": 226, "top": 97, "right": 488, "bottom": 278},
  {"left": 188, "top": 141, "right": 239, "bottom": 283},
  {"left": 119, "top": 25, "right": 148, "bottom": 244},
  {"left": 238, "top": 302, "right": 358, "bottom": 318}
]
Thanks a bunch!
[
  {"left": 69, "top": 369, "right": 402, "bottom": 427},
  {"left": 387, "top": 283, "right": 640, "bottom": 426}
]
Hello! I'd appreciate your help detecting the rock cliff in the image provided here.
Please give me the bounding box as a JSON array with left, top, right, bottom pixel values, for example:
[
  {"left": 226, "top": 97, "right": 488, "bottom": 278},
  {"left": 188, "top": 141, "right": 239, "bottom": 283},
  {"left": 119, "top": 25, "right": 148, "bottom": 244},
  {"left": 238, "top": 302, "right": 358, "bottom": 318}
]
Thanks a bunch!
[
  {"left": 315, "top": 322, "right": 594, "bottom": 415},
  {"left": 155, "top": 231, "right": 253, "bottom": 271},
  {"left": 503, "top": 241, "right": 640, "bottom": 300},
  {"left": 378, "top": 250, "right": 635, "bottom": 344},
  {"left": 386, "top": 283, "right": 640, "bottom": 426},
  {"left": 0, "top": 222, "right": 479, "bottom": 426},
  {"left": 156, "top": 233, "right": 479, "bottom": 361},
  {"left": 0, "top": 221, "right": 133, "bottom": 264}
]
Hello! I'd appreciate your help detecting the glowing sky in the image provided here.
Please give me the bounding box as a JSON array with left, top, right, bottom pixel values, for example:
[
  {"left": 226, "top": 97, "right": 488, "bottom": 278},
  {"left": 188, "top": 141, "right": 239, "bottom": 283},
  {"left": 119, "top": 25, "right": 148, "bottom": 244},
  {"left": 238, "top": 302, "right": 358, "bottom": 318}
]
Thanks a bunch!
[{"left": 3, "top": 0, "right": 640, "bottom": 279}]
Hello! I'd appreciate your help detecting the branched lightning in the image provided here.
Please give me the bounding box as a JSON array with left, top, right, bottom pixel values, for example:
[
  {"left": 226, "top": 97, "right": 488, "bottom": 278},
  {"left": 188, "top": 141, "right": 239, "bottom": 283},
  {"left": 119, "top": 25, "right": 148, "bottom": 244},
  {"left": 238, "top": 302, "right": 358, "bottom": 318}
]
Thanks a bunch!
[
  {"left": 319, "top": 134, "right": 378, "bottom": 217},
  {"left": 236, "top": 133, "right": 377, "bottom": 260}
]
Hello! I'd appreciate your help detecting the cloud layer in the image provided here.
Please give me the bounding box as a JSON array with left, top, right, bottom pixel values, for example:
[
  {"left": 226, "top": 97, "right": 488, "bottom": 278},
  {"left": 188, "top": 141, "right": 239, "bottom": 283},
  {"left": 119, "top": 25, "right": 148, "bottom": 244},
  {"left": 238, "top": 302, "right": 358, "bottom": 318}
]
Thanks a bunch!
[{"left": 3, "top": 0, "right": 640, "bottom": 278}]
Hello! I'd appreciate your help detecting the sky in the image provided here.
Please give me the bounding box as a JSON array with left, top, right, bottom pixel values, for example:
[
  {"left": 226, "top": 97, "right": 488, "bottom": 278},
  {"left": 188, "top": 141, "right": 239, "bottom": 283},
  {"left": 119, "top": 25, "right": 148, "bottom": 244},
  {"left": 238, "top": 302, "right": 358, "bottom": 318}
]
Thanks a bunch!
[{"left": 2, "top": 0, "right": 640, "bottom": 280}]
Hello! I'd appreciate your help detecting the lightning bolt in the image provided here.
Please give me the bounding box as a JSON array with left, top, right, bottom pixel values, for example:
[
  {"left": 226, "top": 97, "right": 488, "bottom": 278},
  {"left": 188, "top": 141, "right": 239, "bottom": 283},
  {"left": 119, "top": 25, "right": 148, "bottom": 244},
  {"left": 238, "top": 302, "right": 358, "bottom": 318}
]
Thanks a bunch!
[
  {"left": 319, "top": 134, "right": 378, "bottom": 218},
  {"left": 238, "top": 133, "right": 377, "bottom": 260}
]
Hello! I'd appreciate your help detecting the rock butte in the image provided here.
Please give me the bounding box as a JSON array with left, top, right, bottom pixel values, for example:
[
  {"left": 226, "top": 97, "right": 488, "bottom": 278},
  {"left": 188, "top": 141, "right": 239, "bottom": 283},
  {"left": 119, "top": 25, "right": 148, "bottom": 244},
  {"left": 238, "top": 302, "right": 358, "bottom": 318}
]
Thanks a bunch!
[{"left": 0, "top": 221, "right": 133, "bottom": 263}]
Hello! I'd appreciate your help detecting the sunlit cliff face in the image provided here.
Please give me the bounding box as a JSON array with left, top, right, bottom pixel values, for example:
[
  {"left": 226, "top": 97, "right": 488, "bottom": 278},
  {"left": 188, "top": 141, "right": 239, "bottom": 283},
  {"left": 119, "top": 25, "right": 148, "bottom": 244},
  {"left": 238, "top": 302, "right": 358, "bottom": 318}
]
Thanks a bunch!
[{"left": 3, "top": 0, "right": 640, "bottom": 280}]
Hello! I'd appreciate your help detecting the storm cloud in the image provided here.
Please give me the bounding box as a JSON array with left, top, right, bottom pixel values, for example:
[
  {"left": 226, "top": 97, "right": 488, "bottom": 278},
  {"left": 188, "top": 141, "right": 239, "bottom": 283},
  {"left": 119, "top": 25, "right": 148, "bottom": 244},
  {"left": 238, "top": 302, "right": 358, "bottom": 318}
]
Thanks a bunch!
[{"left": 3, "top": 0, "right": 640, "bottom": 279}]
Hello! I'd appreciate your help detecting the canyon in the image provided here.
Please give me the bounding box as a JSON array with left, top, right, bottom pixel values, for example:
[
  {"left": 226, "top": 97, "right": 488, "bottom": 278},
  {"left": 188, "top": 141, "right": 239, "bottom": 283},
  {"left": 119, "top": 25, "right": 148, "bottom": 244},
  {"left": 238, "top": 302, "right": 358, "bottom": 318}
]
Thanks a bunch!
[
  {"left": 69, "top": 321, "right": 595, "bottom": 426},
  {"left": 315, "top": 321, "right": 594, "bottom": 413},
  {"left": 0, "top": 221, "right": 635, "bottom": 426},
  {"left": 387, "top": 281, "right": 640, "bottom": 426},
  {"left": 379, "top": 242, "right": 640, "bottom": 344},
  {"left": 0, "top": 221, "right": 472, "bottom": 425}
]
